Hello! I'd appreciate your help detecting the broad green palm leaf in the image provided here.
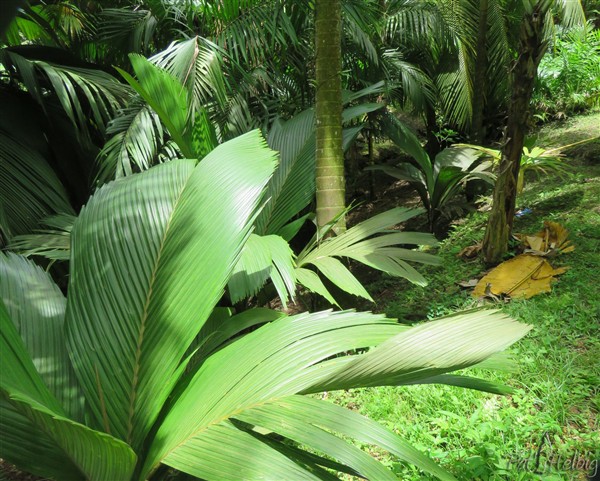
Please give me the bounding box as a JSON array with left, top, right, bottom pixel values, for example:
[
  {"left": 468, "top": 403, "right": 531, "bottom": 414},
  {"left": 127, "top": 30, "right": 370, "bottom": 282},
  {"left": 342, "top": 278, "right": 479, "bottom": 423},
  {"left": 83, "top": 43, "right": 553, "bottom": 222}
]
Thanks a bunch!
[
  {"left": 0, "top": 300, "right": 137, "bottom": 481},
  {"left": 66, "top": 130, "right": 277, "bottom": 453},
  {"left": 0, "top": 252, "right": 83, "bottom": 420},
  {"left": 141, "top": 308, "right": 529, "bottom": 480}
]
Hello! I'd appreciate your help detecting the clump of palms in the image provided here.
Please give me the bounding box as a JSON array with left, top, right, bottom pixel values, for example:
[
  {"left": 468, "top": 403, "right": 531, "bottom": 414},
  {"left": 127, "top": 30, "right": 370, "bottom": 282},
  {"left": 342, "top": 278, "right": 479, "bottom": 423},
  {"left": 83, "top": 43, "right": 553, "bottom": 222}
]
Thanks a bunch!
[{"left": 1, "top": 131, "right": 531, "bottom": 481}]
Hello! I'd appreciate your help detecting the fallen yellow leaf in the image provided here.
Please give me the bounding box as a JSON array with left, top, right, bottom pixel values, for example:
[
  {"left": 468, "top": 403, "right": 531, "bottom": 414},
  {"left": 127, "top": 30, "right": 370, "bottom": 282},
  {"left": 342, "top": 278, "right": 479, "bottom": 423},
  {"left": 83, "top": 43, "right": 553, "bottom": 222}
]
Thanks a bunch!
[{"left": 472, "top": 254, "right": 568, "bottom": 299}]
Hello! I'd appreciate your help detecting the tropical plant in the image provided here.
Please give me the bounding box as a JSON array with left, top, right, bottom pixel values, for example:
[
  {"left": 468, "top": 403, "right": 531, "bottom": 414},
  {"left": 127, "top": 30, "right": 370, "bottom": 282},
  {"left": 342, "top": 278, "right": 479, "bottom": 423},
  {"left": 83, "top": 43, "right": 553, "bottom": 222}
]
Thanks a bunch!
[
  {"left": 367, "top": 114, "right": 495, "bottom": 232},
  {"left": 0, "top": 45, "right": 132, "bottom": 244},
  {"left": 533, "top": 23, "right": 600, "bottom": 118},
  {"left": 462, "top": 140, "right": 582, "bottom": 194},
  {"left": 0, "top": 130, "right": 532, "bottom": 481},
  {"left": 2, "top": 46, "right": 439, "bottom": 310}
]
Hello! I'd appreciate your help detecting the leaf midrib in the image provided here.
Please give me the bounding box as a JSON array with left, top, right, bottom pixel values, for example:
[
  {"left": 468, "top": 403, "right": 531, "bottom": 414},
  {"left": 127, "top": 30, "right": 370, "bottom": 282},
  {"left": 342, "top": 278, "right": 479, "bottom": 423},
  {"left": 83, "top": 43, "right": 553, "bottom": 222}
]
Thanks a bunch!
[{"left": 126, "top": 176, "right": 190, "bottom": 444}]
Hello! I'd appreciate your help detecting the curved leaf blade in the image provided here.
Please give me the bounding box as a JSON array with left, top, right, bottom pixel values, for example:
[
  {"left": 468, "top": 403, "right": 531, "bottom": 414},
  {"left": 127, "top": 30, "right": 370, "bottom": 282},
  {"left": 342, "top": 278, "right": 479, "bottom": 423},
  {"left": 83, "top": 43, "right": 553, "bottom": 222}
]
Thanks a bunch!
[
  {"left": 0, "top": 252, "right": 83, "bottom": 420},
  {"left": 66, "top": 131, "right": 277, "bottom": 451}
]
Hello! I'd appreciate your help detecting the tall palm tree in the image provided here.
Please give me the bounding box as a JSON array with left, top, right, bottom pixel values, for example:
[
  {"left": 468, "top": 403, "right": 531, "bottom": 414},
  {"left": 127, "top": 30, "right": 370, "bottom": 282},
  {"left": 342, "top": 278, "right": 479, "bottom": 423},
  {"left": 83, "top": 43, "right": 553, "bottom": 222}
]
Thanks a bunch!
[
  {"left": 482, "top": 0, "right": 585, "bottom": 264},
  {"left": 315, "top": 0, "right": 346, "bottom": 232},
  {"left": 383, "top": 0, "right": 510, "bottom": 144}
]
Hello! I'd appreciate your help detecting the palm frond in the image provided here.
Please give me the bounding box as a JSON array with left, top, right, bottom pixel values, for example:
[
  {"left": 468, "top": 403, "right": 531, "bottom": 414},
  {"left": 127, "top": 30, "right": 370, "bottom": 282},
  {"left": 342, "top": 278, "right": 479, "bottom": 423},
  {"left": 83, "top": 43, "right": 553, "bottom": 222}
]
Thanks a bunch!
[
  {"left": 142, "top": 308, "right": 529, "bottom": 480},
  {"left": 117, "top": 54, "right": 194, "bottom": 157},
  {"left": 1, "top": 299, "right": 137, "bottom": 480},
  {"left": 1, "top": 47, "right": 131, "bottom": 136},
  {"left": 0, "top": 252, "right": 83, "bottom": 420},
  {"left": 8, "top": 213, "right": 75, "bottom": 261},
  {"left": 0, "top": 130, "right": 74, "bottom": 241},
  {"left": 98, "top": 8, "right": 159, "bottom": 55},
  {"left": 96, "top": 97, "right": 168, "bottom": 183},
  {"left": 65, "top": 131, "right": 277, "bottom": 453},
  {"left": 228, "top": 233, "right": 297, "bottom": 308},
  {"left": 150, "top": 36, "right": 228, "bottom": 114},
  {"left": 296, "top": 208, "right": 438, "bottom": 303}
]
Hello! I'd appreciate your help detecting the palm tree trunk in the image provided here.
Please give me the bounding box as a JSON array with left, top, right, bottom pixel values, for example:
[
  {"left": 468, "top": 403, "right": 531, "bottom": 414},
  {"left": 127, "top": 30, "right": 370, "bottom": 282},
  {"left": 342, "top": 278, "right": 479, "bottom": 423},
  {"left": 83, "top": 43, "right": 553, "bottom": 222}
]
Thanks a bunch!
[
  {"left": 482, "top": 2, "right": 550, "bottom": 264},
  {"left": 315, "top": 0, "right": 346, "bottom": 232},
  {"left": 470, "top": 0, "right": 489, "bottom": 143}
]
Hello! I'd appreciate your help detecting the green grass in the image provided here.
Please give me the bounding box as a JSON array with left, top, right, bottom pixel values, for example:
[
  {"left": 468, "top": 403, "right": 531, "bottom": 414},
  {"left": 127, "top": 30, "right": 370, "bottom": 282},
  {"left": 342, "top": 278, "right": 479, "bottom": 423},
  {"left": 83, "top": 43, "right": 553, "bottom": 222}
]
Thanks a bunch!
[{"left": 323, "top": 119, "right": 600, "bottom": 480}]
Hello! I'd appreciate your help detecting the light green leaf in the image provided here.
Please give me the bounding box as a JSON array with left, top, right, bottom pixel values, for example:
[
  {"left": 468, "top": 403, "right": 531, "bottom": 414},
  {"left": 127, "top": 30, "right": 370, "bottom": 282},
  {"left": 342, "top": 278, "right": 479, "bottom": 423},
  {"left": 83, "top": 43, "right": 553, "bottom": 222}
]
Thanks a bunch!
[
  {"left": 297, "top": 208, "right": 435, "bottom": 301},
  {"left": 238, "top": 396, "right": 457, "bottom": 481},
  {"left": 237, "top": 401, "right": 398, "bottom": 481},
  {"left": 157, "top": 419, "right": 321, "bottom": 481},
  {"left": 302, "top": 310, "right": 532, "bottom": 392},
  {"left": 0, "top": 252, "right": 83, "bottom": 420},
  {"left": 118, "top": 55, "right": 194, "bottom": 157},
  {"left": 66, "top": 131, "right": 277, "bottom": 452},
  {"left": 228, "top": 234, "right": 296, "bottom": 307},
  {"left": 143, "top": 308, "right": 528, "bottom": 480},
  {"left": 311, "top": 256, "right": 373, "bottom": 302},
  {"left": 150, "top": 36, "right": 227, "bottom": 113},
  {"left": 295, "top": 268, "right": 339, "bottom": 307}
]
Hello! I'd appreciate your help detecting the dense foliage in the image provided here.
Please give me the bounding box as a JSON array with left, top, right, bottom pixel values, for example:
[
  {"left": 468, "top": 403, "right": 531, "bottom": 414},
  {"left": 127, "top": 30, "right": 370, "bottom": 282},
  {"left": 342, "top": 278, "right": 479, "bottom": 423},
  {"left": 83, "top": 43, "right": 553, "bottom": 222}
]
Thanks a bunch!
[
  {"left": 0, "top": 1, "right": 598, "bottom": 479},
  {"left": 533, "top": 24, "right": 600, "bottom": 119}
]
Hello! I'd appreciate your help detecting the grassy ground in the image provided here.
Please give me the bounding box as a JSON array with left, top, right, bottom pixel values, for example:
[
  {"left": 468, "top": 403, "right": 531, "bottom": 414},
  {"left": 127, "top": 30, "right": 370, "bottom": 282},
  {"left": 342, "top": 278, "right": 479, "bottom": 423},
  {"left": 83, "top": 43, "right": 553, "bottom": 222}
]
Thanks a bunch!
[{"left": 324, "top": 113, "right": 600, "bottom": 480}]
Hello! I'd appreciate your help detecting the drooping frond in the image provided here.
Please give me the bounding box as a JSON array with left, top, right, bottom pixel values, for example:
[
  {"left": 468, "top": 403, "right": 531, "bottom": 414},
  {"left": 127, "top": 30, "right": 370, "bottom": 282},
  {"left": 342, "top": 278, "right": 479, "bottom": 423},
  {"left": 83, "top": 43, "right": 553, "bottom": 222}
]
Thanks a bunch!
[
  {"left": 96, "top": 97, "right": 168, "bottom": 183},
  {"left": 98, "top": 8, "right": 159, "bottom": 56},
  {"left": 0, "top": 47, "right": 131, "bottom": 137},
  {"left": 436, "top": 40, "right": 473, "bottom": 130},
  {"left": 8, "top": 214, "right": 75, "bottom": 262},
  {"left": 0, "top": 130, "right": 74, "bottom": 242}
]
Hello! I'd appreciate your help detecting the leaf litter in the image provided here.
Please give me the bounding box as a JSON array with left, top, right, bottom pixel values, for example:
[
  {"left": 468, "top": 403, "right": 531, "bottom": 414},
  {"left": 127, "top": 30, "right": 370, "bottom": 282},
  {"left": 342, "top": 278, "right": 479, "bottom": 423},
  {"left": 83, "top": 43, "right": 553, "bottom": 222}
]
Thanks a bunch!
[{"left": 469, "top": 222, "right": 574, "bottom": 300}]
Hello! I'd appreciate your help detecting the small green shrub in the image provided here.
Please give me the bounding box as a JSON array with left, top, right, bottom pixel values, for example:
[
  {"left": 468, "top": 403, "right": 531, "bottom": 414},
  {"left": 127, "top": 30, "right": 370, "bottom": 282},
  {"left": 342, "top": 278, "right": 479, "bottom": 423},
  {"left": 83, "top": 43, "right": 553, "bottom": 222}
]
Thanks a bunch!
[{"left": 533, "top": 25, "right": 600, "bottom": 119}]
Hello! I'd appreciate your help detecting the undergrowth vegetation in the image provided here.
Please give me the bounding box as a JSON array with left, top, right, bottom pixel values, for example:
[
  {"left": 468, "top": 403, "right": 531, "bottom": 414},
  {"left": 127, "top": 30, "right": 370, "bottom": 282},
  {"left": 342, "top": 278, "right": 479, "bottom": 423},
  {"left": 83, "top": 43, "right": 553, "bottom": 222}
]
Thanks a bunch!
[
  {"left": 533, "top": 25, "right": 600, "bottom": 121},
  {"left": 326, "top": 114, "right": 600, "bottom": 480}
]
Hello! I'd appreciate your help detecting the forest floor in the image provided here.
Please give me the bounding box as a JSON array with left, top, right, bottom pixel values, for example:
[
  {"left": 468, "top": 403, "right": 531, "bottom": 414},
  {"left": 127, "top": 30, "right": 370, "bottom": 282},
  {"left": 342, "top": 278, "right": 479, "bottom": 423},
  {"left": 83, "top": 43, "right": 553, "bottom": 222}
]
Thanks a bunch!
[{"left": 323, "top": 111, "right": 600, "bottom": 480}]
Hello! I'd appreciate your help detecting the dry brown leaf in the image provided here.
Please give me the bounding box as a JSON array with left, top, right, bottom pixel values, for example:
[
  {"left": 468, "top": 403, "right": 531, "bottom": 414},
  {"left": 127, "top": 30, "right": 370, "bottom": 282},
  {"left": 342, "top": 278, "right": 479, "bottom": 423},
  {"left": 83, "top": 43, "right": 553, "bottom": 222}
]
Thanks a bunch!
[
  {"left": 472, "top": 254, "right": 568, "bottom": 299},
  {"left": 458, "top": 278, "right": 479, "bottom": 288},
  {"left": 525, "top": 235, "right": 545, "bottom": 252},
  {"left": 515, "top": 221, "right": 575, "bottom": 255},
  {"left": 458, "top": 243, "right": 482, "bottom": 259}
]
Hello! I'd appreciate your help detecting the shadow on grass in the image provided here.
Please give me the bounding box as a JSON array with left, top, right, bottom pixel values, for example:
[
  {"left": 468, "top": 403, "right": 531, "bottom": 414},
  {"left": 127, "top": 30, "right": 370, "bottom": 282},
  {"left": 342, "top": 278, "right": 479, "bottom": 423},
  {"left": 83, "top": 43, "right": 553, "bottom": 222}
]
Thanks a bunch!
[{"left": 530, "top": 188, "right": 585, "bottom": 214}]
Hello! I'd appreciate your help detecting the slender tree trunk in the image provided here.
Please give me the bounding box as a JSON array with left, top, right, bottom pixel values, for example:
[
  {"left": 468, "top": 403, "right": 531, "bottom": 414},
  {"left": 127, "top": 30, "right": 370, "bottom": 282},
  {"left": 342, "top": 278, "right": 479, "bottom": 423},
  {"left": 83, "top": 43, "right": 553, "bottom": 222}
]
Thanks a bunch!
[
  {"left": 482, "top": 3, "right": 550, "bottom": 264},
  {"left": 315, "top": 0, "right": 346, "bottom": 232},
  {"left": 424, "top": 104, "right": 440, "bottom": 158},
  {"left": 470, "top": 0, "right": 489, "bottom": 143},
  {"left": 367, "top": 127, "right": 376, "bottom": 200}
]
